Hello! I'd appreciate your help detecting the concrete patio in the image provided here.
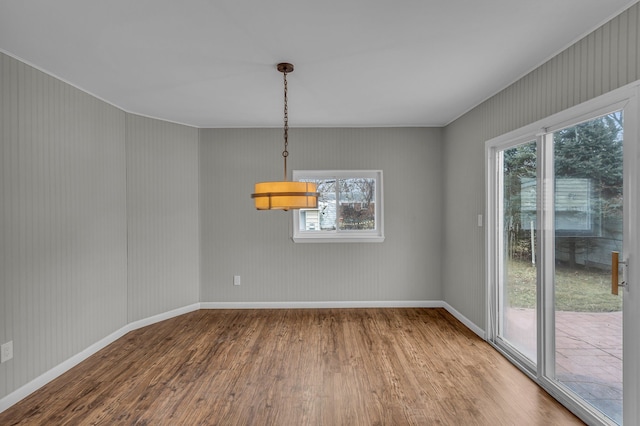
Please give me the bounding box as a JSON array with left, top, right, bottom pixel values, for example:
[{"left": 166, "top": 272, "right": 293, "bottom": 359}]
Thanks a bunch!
[{"left": 504, "top": 308, "right": 622, "bottom": 424}]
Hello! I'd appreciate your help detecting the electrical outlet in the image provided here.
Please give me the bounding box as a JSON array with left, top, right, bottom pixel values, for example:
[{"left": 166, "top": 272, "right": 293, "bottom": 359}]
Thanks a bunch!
[
  {"left": 233, "top": 275, "right": 241, "bottom": 286},
  {"left": 1, "top": 341, "right": 13, "bottom": 363}
]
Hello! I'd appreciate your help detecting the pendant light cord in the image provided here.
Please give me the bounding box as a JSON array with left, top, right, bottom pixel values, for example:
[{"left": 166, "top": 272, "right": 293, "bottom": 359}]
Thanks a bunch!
[{"left": 282, "top": 70, "right": 289, "bottom": 181}]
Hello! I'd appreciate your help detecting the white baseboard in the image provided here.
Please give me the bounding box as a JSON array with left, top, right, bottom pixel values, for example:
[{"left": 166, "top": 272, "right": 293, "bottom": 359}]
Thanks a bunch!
[
  {"left": 0, "top": 301, "right": 485, "bottom": 414},
  {"left": 441, "top": 301, "right": 486, "bottom": 339},
  {"left": 0, "top": 303, "right": 200, "bottom": 414},
  {"left": 0, "top": 326, "right": 128, "bottom": 414},
  {"left": 127, "top": 303, "right": 200, "bottom": 331},
  {"left": 200, "top": 300, "right": 443, "bottom": 309}
]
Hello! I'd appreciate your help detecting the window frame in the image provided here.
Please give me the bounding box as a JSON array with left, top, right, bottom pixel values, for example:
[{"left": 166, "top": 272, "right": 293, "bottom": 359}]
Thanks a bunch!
[{"left": 292, "top": 170, "right": 384, "bottom": 243}]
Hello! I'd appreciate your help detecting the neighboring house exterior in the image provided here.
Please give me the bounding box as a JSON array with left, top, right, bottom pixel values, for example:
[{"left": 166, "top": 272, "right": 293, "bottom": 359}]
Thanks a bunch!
[{"left": 519, "top": 177, "right": 622, "bottom": 269}]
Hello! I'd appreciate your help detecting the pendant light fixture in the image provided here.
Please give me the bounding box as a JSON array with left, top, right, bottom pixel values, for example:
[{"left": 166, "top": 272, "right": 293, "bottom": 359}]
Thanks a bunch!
[{"left": 251, "top": 63, "right": 318, "bottom": 210}]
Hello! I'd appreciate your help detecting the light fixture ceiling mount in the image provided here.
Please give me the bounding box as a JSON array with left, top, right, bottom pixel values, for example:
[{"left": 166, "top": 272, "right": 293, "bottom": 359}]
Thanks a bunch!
[
  {"left": 276, "top": 62, "right": 294, "bottom": 74},
  {"left": 251, "top": 63, "right": 318, "bottom": 211}
]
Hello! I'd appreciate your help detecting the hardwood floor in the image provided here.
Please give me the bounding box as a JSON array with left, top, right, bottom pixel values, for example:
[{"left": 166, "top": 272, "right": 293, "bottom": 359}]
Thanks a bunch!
[{"left": 0, "top": 308, "right": 582, "bottom": 425}]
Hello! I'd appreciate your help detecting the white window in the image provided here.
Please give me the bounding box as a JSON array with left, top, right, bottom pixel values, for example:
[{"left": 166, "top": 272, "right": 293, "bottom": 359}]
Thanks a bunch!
[{"left": 292, "top": 170, "right": 384, "bottom": 243}]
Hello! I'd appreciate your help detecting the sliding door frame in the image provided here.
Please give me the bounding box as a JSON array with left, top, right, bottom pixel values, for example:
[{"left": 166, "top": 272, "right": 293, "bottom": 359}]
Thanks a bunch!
[{"left": 486, "top": 82, "right": 640, "bottom": 426}]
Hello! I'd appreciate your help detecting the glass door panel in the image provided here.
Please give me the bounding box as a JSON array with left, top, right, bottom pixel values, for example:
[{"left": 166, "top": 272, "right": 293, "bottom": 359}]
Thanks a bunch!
[
  {"left": 498, "top": 141, "right": 538, "bottom": 363},
  {"left": 551, "top": 112, "right": 624, "bottom": 424}
]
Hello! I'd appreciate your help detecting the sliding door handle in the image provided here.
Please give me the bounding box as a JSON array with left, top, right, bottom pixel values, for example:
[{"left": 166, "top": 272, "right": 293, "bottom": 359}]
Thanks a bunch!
[{"left": 611, "top": 251, "right": 627, "bottom": 295}]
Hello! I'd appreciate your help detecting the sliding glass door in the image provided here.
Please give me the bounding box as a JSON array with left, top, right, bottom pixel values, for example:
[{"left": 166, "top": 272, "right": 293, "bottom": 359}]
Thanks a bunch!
[
  {"left": 487, "top": 88, "right": 639, "bottom": 426},
  {"left": 550, "top": 113, "right": 624, "bottom": 424}
]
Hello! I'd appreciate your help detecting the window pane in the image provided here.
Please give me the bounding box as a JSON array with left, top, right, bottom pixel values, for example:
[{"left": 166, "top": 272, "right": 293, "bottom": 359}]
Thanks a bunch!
[
  {"left": 298, "top": 179, "right": 336, "bottom": 231},
  {"left": 500, "top": 141, "right": 537, "bottom": 363},
  {"left": 552, "top": 111, "right": 623, "bottom": 423},
  {"left": 337, "top": 178, "right": 376, "bottom": 230}
]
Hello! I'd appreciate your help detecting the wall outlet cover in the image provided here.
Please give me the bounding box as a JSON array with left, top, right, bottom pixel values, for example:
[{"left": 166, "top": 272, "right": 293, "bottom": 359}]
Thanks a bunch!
[{"left": 1, "top": 341, "right": 13, "bottom": 363}]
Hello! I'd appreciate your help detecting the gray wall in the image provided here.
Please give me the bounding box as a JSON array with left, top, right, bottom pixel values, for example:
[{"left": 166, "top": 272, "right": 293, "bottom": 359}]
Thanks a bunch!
[
  {"left": 200, "top": 128, "right": 443, "bottom": 303},
  {"left": 442, "top": 3, "right": 640, "bottom": 328},
  {"left": 126, "top": 115, "right": 200, "bottom": 322},
  {"left": 0, "top": 53, "right": 128, "bottom": 398},
  {"left": 0, "top": 52, "right": 200, "bottom": 400}
]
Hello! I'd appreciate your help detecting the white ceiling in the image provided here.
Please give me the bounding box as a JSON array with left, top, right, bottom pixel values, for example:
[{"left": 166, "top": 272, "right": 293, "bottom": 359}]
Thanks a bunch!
[{"left": 0, "top": 0, "right": 637, "bottom": 128}]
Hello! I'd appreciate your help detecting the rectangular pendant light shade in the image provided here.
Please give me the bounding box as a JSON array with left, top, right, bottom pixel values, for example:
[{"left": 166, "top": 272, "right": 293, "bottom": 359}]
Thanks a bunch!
[{"left": 252, "top": 181, "right": 318, "bottom": 210}]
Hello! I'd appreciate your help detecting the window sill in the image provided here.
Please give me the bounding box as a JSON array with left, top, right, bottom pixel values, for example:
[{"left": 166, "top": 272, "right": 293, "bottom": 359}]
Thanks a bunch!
[{"left": 292, "top": 234, "right": 385, "bottom": 243}]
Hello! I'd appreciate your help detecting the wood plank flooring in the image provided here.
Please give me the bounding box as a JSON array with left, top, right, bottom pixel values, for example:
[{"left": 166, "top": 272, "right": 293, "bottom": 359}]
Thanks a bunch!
[{"left": 0, "top": 308, "right": 583, "bottom": 425}]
